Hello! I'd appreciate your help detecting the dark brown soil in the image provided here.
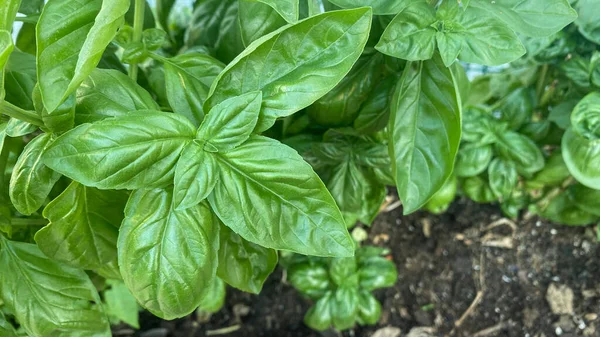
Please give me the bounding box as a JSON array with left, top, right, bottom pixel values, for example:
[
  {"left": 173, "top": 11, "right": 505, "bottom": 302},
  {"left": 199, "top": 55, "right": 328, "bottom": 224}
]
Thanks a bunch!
[{"left": 125, "top": 198, "right": 600, "bottom": 337}]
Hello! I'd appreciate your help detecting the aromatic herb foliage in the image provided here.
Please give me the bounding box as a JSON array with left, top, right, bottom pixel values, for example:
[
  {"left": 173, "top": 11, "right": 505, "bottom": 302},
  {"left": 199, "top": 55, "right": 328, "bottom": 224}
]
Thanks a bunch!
[{"left": 0, "top": 0, "right": 582, "bottom": 334}]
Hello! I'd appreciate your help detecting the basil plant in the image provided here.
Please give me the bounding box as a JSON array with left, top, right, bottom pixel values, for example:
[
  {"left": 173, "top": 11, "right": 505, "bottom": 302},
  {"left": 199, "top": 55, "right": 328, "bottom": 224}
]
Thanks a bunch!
[{"left": 0, "top": 0, "right": 578, "bottom": 335}]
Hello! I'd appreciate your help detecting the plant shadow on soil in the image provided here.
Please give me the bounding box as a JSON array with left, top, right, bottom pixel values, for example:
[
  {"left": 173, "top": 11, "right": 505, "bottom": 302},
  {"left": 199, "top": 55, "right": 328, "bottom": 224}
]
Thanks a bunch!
[{"left": 123, "top": 198, "right": 600, "bottom": 337}]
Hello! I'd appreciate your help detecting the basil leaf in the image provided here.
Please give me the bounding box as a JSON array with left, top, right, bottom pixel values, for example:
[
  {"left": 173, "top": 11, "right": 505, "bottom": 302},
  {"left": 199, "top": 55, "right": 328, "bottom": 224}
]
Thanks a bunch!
[
  {"left": 527, "top": 151, "right": 570, "bottom": 189},
  {"left": 163, "top": 53, "right": 225, "bottom": 126},
  {"left": 217, "top": 224, "right": 277, "bottom": 293},
  {"left": 304, "top": 291, "right": 333, "bottom": 331},
  {"left": 9, "top": 133, "right": 61, "bottom": 215},
  {"left": 4, "top": 50, "right": 36, "bottom": 110},
  {"left": 562, "top": 128, "right": 600, "bottom": 189},
  {"left": 331, "top": 285, "right": 359, "bottom": 330},
  {"left": 6, "top": 119, "right": 37, "bottom": 137},
  {"left": 329, "top": 257, "right": 358, "bottom": 287},
  {"left": 455, "top": 145, "right": 493, "bottom": 178},
  {"left": 209, "top": 135, "right": 354, "bottom": 257},
  {"left": 549, "top": 100, "right": 578, "bottom": 130},
  {"left": 0, "top": 312, "right": 17, "bottom": 337},
  {"left": 35, "top": 182, "right": 127, "bottom": 269},
  {"left": 329, "top": 0, "right": 406, "bottom": 15},
  {"left": 540, "top": 192, "right": 597, "bottom": 226},
  {"left": 205, "top": 8, "right": 373, "bottom": 132},
  {"left": 357, "top": 289, "right": 381, "bottom": 325},
  {"left": 375, "top": 2, "right": 437, "bottom": 61},
  {"left": 353, "top": 76, "right": 395, "bottom": 134},
  {"left": 488, "top": 158, "right": 518, "bottom": 199},
  {"left": 570, "top": 184, "right": 600, "bottom": 217},
  {"left": 41, "top": 92, "right": 76, "bottom": 132},
  {"left": 43, "top": 111, "right": 195, "bottom": 190},
  {"left": 462, "top": 176, "right": 496, "bottom": 203},
  {"left": 156, "top": 0, "right": 176, "bottom": 31},
  {"left": 75, "top": 69, "right": 159, "bottom": 124},
  {"left": 0, "top": 31, "right": 14, "bottom": 99},
  {"left": 495, "top": 131, "right": 544, "bottom": 178},
  {"left": 104, "top": 280, "right": 140, "bottom": 328},
  {"left": 254, "top": 0, "right": 299, "bottom": 23},
  {"left": 424, "top": 174, "right": 457, "bottom": 214},
  {"left": 118, "top": 189, "right": 219, "bottom": 319},
  {"left": 185, "top": 0, "right": 237, "bottom": 48},
  {"left": 575, "top": 0, "right": 600, "bottom": 44},
  {"left": 436, "top": 30, "right": 463, "bottom": 67},
  {"left": 239, "top": 0, "right": 287, "bottom": 46},
  {"left": 197, "top": 277, "right": 226, "bottom": 313},
  {"left": 570, "top": 92, "right": 600, "bottom": 140},
  {"left": 0, "top": 237, "right": 111, "bottom": 337},
  {"left": 358, "top": 256, "right": 397, "bottom": 291},
  {"left": 197, "top": 91, "right": 262, "bottom": 151},
  {"left": 469, "top": 0, "right": 577, "bottom": 38},
  {"left": 0, "top": 0, "right": 20, "bottom": 31},
  {"left": 389, "top": 55, "right": 461, "bottom": 214},
  {"left": 173, "top": 142, "right": 219, "bottom": 210},
  {"left": 500, "top": 88, "right": 534, "bottom": 130},
  {"left": 37, "top": 0, "right": 129, "bottom": 113},
  {"left": 288, "top": 262, "right": 332, "bottom": 299}
]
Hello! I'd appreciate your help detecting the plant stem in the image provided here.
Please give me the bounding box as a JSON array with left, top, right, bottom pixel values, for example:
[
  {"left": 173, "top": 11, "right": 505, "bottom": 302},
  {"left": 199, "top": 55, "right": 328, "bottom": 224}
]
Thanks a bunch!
[
  {"left": 536, "top": 64, "right": 549, "bottom": 102},
  {"left": 14, "top": 16, "right": 39, "bottom": 24},
  {"left": 0, "top": 101, "right": 43, "bottom": 127},
  {"left": 11, "top": 218, "right": 48, "bottom": 226},
  {"left": 129, "top": 0, "right": 145, "bottom": 81}
]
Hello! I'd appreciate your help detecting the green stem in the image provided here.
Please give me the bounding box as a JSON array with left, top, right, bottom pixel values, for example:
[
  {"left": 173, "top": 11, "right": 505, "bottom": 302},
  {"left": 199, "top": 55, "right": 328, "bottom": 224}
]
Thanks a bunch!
[
  {"left": 11, "top": 218, "right": 48, "bottom": 226},
  {"left": 536, "top": 64, "right": 549, "bottom": 102},
  {"left": 0, "top": 101, "right": 43, "bottom": 127},
  {"left": 129, "top": 0, "right": 145, "bottom": 81},
  {"left": 13, "top": 16, "right": 39, "bottom": 24}
]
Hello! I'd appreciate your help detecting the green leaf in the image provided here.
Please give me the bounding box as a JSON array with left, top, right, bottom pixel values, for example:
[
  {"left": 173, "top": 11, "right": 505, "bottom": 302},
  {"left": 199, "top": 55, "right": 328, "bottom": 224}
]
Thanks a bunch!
[
  {"left": 142, "top": 29, "right": 168, "bottom": 51},
  {"left": 329, "top": 257, "right": 358, "bottom": 287},
  {"left": 0, "top": 312, "right": 18, "bottom": 337},
  {"left": 41, "top": 92, "right": 76, "bottom": 132},
  {"left": 197, "top": 91, "right": 262, "bottom": 151},
  {"left": 36, "top": 0, "right": 129, "bottom": 113},
  {"left": 118, "top": 189, "right": 219, "bottom": 319},
  {"left": 4, "top": 50, "right": 36, "bottom": 110},
  {"left": 570, "top": 92, "right": 600, "bottom": 140},
  {"left": 173, "top": 142, "right": 219, "bottom": 210},
  {"left": 540, "top": 192, "right": 597, "bottom": 226},
  {"left": 527, "top": 151, "right": 570, "bottom": 189},
  {"left": 185, "top": 0, "right": 237, "bottom": 48},
  {"left": 205, "top": 7, "right": 373, "bottom": 132},
  {"left": 35, "top": 182, "right": 127, "bottom": 269},
  {"left": 389, "top": 55, "right": 462, "bottom": 214},
  {"left": 495, "top": 131, "right": 544, "bottom": 178},
  {"left": 562, "top": 128, "right": 600, "bottom": 189},
  {"left": 104, "top": 280, "right": 140, "bottom": 328},
  {"left": 462, "top": 176, "right": 496, "bottom": 203},
  {"left": 357, "top": 255, "right": 397, "bottom": 291},
  {"left": 424, "top": 174, "right": 457, "bottom": 214},
  {"left": 6, "top": 119, "right": 37, "bottom": 137},
  {"left": 288, "top": 262, "right": 331, "bottom": 299},
  {"left": 254, "top": 0, "right": 299, "bottom": 23},
  {"left": 549, "top": 99, "right": 578, "bottom": 130},
  {"left": 450, "top": 7, "right": 526, "bottom": 66},
  {"left": 574, "top": 0, "right": 600, "bottom": 44},
  {"left": 455, "top": 145, "right": 493, "bottom": 178},
  {"left": 436, "top": 30, "right": 463, "bottom": 67},
  {"left": 500, "top": 88, "right": 534, "bottom": 130},
  {"left": 353, "top": 76, "right": 396, "bottom": 134},
  {"left": 469, "top": 0, "right": 577, "bottom": 37},
  {"left": 239, "top": 0, "right": 287, "bottom": 46},
  {"left": 307, "top": 53, "right": 384, "bottom": 126},
  {"left": 0, "top": 0, "right": 20, "bottom": 31},
  {"left": 197, "top": 277, "right": 226, "bottom": 313},
  {"left": 43, "top": 111, "right": 195, "bottom": 190},
  {"left": 304, "top": 291, "right": 333, "bottom": 331},
  {"left": 156, "top": 0, "right": 176, "bottom": 31},
  {"left": 209, "top": 135, "right": 354, "bottom": 257},
  {"left": 9, "top": 133, "right": 61, "bottom": 215},
  {"left": 163, "top": 53, "right": 225, "bottom": 126},
  {"left": 560, "top": 56, "right": 591, "bottom": 89},
  {"left": 488, "top": 158, "right": 518, "bottom": 199},
  {"left": 0, "top": 31, "right": 13, "bottom": 98},
  {"left": 570, "top": 184, "right": 600, "bottom": 217},
  {"left": 0, "top": 237, "right": 111, "bottom": 337},
  {"left": 329, "top": 0, "right": 407, "bottom": 15},
  {"left": 331, "top": 285, "right": 359, "bottom": 330},
  {"left": 375, "top": 2, "right": 437, "bottom": 61},
  {"left": 217, "top": 224, "right": 277, "bottom": 293},
  {"left": 356, "top": 290, "right": 381, "bottom": 325},
  {"left": 75, "top": 69, "right": 159, "bottom": 124}
]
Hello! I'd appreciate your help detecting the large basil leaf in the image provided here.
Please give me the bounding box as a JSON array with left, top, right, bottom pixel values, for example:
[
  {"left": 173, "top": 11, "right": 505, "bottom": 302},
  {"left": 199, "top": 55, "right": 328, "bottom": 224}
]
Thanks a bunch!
[
  {"left": 562, "top": 128, "right": 600, "bottom": 189},
  {"left": 217, "top": 224, "right": 277, "bottom": 293},
  {"left": 197, "top": 91, "right": 262, "bottom": 151},
  {"left": 389, "top": 55, "right": 461, "bottom": 214},
  {"left": 469, "top": 0, "right": 577, "bottom": 37},
  {"left": 0, "top": 237, "right": 111, "bottom": 337},
  {"left": 375, "top": 2, "right": 436, "bottom": 61},
  {"left": 209, "top": 135, "right": 354, "bottom": 257},
  {"left": 173, "top": 143, "right": 219, "bottom": 210},
  {"left": 488, "top": 158, "right": 518, "bottom": 199},
  {"left": 43, "top": 111, "right": 195, "bottom": 190},
  {"left": 37, "top": 0, "right": 129, "bottom": 113},
  {"left": 495, "top": 131, "right": 544, "bottom": 178},
  {"left": 540, "top": 192, "right": 597, "bottom": 226},
  {"left": 9, "top": 133, "right": 60, "bottom": 215},
  {"left": 162, "top": 53, "right": 225, "bottom": 126},
  {"left": 118, "top": 189, "right": 219, "bottom": 319},
  {"left": 75, "top": 69, "right": 159, "bottom": 124},
  {"left": 205, "top": 8, "right": 373, "bottom": 132},
  {"left": 35, "top": 182, "right": 127, "bottom": 269},
  {"left": 455, "top": 145, "right": 493, "bottom": 178},
  {"left": 353, "top": 76, "right": 395, "bottom": 134},
  {"left": 570, "top": 184, "right": 600, "bottom": 217},
  {"left": 574, "top": 0, "right": 600, "bottom": 44},
  {"left": 239, "top": 0, "right": 287, "bottom": 46},
  {"left": 307, "top": 53, "right": 383, "bottom": 126},
  {"left": 328, "top": 0, "right": 406, "bottom": 15}
]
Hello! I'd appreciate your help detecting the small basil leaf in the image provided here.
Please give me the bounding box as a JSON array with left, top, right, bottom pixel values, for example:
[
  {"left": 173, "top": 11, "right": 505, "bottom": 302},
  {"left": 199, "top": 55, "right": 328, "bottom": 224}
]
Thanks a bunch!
[
  {"left": 375, "top": 2, "right": 437, "bottom": 61},
  {"left": 35, "top": 182, "right": 128, "bottom": 269},
  {"left": 41, "top": 92, "right": 76, "bottom": 132},
  {"left": 356, "top": 290, "right": 381, "bottom": 325},
  {"left": 9, "top": 133, "right": 61, "bottom": 215},
  {"left": 0, "top": 237, "right": 111, "bottom": 336},
  {"left": 570, "top": 184, "right": 600, "bottom": 217},
  {"left": 331, "top": 286, "right": 359, "bottom": 330},
  {"left": 358, "top": 256, "right": 397, "bottom": 291},
  {"left": 104, "top": 280, "right": 140, "bottom": 329},
  {"left": 500, "top": 88, "right": 534, "bottom": 130},
  {"left": 455, "top": 145, "right": 493, "bottom": 178},
  {"left": 549, "top": 99, "right": 578, "bottom": 129},
  {"left": 389, "top": 55, "right": 461, "bottom": 214},
  {"left": 562, "top": 128, "right": 600, "bottom": 189},
  {"left": 0, "top": 312, "right": 17, "bottom": 337},
  {"left": 5, "top": 119, "right": 37, "bottom": 137},
  {"left": 197, "top": 91, "right": 262, "bottom": 151},
  {"left": 353, "top": 75, "right": 396, "bottom": 134},
  {"left": 570, "top": 92, "right": 600, "bottom": 140},
  {"left": 288, "top": 262, "right": 331, "bottom": 299},
  {"left": 185, "top": 0, "right": 237, "bottom": 48},
  {"left": 304, "top": 291, "right": 333, "bottom": 331},
  {"left": 75, "top": 69, "right": 159, "bottom": 124},
  {"left": 495, "top": 131, "right": 544, "bottom": 178},
  {"left": 37, "top": 0, "right": 129, "bottom": 113},
  {"left": 43, "top": 111, "right": 195, "bottom": 190},
  {"left": 173, "top": 142, "right": 219, "bottom": 210},
  {"left": 424, "top": 174, "right": 457, "bottom": 214},
  {"left": 540, "top": 192, "right": 597, "bottom": 226},
  {"left": 118, "top": 189, "right": 219, "bottom": 320},
  {"left": 575, "top": 0, "right": 600, "bottom": 44},
  {"left": 436, "top": 31, "right": 463, "bottom": 67},
  {"left": 239, "top": 0, "right": 287, "bottom": 46},
  {"left": 209, "top": 135, "right": 354, "bottom": 257},
  {"left": 197, "top": 277, "right": 226, "bottom": 313},
  {"left": 142, "top": 28, "right": 168, "bottom": 51},
  {"left": 329, "top": 257, "right": 357, "bottom": 287},
  {"left": 462, "top": 176, "right": 496, "bottom": 203},
  {"left": 205, "top": 8, "right": 373, "bottom": 132},
  {"left": 488, "top": 158, "right": 518, "bottom": 200},
  {"left": 527, "top": 151, "right": 570, "bottom": 189},
  {"left": 217, "top": 224, "right": 277, "bottom": 294}
]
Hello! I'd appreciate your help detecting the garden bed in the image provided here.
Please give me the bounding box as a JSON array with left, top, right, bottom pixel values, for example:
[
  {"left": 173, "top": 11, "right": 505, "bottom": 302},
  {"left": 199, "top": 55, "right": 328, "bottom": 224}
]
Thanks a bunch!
[{"left": 126, "top": 198, "right": 600, "bottom": 337}]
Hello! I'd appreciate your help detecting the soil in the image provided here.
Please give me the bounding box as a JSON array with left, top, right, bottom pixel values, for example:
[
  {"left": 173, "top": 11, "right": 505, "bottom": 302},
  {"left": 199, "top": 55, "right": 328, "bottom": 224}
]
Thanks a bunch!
[{"left": 122, "top": 198, "right": 600, "bottom": 337}]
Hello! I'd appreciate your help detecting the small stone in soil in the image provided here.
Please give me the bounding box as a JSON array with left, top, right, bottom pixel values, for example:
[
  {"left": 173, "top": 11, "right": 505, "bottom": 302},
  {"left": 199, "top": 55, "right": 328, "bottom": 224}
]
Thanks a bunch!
[{"left": 546, "top": 284, "right": 574, "bottom": 315}]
